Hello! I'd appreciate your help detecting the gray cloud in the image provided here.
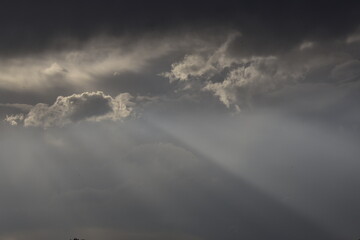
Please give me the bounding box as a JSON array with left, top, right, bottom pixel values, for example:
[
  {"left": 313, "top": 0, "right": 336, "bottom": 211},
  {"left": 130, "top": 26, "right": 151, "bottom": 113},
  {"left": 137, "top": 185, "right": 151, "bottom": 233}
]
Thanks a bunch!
[
  {"left": 8, "top": 91, "right": 134, "bottom": 128},
  {"left": 161, "top": 33, "right": 239, "bottom": 83},
  {"left": 0, "top": 3, "right": 360, "bottom": 239},
  {"left": 0, "top": 103, "right": 33, "bottom": 111},
  {"left": 162, "top": 36, "right": 304, "bottom": 110},
  {"left": 1, "top": 27, "right": 359, "bottom": 115},
  {"left": 0, "top": 107, "right": 359, "bottom": 239},
  {"left": 0, "top": 36, "right": 177, "bottom": 94},
  {"left": 203, "top": 56, "right": 305, "bottom": 110},
  {"left": 0, "top": 1, "right": 359, "bottom": 58},
  {"left": 331, "top": 60, "right": 360, "bottom": 82},
  {"left": 162, "top": 30, "right": 360, "bottom": 110}
]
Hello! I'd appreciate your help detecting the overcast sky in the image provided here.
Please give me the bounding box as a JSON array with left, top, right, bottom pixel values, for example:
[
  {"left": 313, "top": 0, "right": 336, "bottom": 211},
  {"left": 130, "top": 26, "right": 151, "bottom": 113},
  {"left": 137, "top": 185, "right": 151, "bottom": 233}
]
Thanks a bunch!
[{"left": 1, "top": 1, "right": 360, "bottom": 240}]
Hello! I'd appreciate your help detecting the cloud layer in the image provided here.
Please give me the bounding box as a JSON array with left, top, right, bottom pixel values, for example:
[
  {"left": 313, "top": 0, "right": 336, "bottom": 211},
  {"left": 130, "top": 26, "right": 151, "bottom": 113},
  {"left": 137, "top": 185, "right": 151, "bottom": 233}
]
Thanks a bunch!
[
  {"left": 0, "top": 2, "right": 360, "bottom": 239},
  {"left": 0, "top": 36, "right": 179, "bottom": 94},
  {"left": 0, "top": 109, "right": 360, "bottom": 240}
]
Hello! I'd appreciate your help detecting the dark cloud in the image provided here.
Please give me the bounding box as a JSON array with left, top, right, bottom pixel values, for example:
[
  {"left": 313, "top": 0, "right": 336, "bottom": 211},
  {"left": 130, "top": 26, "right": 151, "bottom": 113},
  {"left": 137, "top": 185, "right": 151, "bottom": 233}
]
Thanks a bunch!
[
  {"left": 1, "top": 1, "right": 360, "bottom": 109},
  {"left": 0, "top": 1, "right": 359, "bottom": 56},
  {"left": 0, "top": 2, "right": 360, "bottom": 239}
]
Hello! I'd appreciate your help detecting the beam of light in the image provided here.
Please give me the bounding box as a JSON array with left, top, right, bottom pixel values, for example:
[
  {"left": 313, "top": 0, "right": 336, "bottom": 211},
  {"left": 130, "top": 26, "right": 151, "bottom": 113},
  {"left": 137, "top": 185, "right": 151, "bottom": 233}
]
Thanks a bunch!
[{"left": 144, "top": 112, "right": 359, "bottom": 239}]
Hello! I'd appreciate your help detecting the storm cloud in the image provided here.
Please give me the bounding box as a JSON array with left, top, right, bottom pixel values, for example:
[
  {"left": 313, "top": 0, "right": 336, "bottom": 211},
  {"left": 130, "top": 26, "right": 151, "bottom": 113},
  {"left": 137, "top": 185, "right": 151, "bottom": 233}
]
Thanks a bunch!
[{"left": 0, "top": 1, "right": 360, "bottom": 240}]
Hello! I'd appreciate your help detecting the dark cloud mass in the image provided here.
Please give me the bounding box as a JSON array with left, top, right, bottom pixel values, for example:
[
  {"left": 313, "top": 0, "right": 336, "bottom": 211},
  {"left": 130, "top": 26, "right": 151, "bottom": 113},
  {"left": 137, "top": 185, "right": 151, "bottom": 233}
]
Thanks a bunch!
[
  {"left": 0, "top": 1, "right": 360, "bottom": 240},
  {"left": 0, "top": 1, "right": 359, "bottom": 55}
]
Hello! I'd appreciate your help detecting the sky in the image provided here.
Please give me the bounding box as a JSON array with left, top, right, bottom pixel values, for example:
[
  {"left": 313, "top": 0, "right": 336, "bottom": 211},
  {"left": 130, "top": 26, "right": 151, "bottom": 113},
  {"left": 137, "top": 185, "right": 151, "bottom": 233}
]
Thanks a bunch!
[{"left": 1, "top": 1, "right": 360, "bottom": 239}]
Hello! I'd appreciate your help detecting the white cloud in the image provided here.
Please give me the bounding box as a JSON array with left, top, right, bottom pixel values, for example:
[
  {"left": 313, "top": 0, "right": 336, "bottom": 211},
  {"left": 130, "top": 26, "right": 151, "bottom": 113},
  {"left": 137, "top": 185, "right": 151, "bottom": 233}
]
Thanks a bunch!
[
  {"left": 162, "top": 31, "right": 359, "bottom": 110},
  {"left": 43, "top": 62, "right": 68, "bottom": 76},
  {"left": 162, "top": 54, "right": 217, "bottom": 82},
  {"left": 4, "top": 114, "right": 24, "bottom": 126},
  {"left": 14, "top": 91, "right": 135, "bottom": 128},
  {"left": 162, "top": 34, "right": 308, "bottom": 110},
  {"left": 161, "top": 32, "right": 240, "bottom": 82},
  {"left": 204, "top": 57, "right": 305, "bottom": 109}
]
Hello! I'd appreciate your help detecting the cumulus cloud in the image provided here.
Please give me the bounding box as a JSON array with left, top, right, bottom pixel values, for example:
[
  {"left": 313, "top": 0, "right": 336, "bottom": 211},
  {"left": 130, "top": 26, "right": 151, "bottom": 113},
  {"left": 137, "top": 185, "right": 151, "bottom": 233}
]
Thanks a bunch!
[
  {"left": 4, "top": 114, "right": 24, "bottom": 126},
  {"left": 161, "top": 30, "right": 360, "bottom": 110},
  {"left": 162, "top": 54, "right": 217, "bottom": 82},
  {"left": 162, "top": 34, "right": 308, "bottom": 110},
  {"left": 161, "top": 33, "right": 240, "bottom": 83},
  {"left": 8, "top": 91, "right": 135, "bottom": 128},
  {"left": 204, "top": 57, "right": 305, "bottom": 109}
]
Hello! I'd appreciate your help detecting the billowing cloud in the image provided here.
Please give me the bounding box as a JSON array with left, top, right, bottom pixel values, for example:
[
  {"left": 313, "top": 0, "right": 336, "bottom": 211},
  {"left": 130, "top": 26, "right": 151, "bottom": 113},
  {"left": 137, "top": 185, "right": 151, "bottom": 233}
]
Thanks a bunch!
[
  {"left": 9, "top": 91, "right": 134, "bottom": 128},
  {"left": 4, "top": 114, "right": 24, "bottom": 126},
  {"left": 162, "top": 30, "right": 360, "bottom": 110},
  {"left": 161, "top": 33, "right": 239, "bottom": 82},
  {"left": 203, "top": 57, "right": 305, "bottom": 109},
  {"left": 162, "top": 35, "right": 308, "bottom": 110}
]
